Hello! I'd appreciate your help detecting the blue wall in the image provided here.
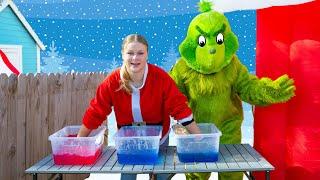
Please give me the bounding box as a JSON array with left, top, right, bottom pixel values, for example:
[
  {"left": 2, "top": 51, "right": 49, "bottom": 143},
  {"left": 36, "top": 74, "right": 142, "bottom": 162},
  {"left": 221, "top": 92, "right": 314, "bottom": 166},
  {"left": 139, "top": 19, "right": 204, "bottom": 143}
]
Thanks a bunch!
[{"left": 0, "top": 7, "right": 38, "bottom": 73}]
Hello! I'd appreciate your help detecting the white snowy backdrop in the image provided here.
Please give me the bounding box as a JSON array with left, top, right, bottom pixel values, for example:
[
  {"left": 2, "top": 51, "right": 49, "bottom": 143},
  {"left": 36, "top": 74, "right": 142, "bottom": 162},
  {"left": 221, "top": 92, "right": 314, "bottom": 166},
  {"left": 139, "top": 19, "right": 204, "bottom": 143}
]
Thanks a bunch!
[
  {"left": 15, "top": 0, "right": 257, "bottom": 74},
  {"left": 15, "top": 0, "right": 312, "bottom": 74}
]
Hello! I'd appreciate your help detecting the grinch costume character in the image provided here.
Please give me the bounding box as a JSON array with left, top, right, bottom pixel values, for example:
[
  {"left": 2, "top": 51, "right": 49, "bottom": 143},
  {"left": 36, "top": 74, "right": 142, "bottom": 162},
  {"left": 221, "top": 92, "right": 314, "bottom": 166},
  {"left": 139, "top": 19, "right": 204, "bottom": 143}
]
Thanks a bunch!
[{"left": 170, "top": 1, "right": 295, "bottom": 180}]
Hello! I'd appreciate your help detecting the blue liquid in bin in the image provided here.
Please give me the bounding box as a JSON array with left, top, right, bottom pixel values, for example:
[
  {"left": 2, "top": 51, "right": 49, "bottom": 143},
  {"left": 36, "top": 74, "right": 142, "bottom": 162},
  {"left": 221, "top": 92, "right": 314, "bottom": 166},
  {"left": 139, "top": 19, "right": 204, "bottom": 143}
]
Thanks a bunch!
[
  {"left": 117, "top": 149, "right": 159, "bottom": 164},
  {"left": 115, "top": 126, "right": 162, "bottom": 164},
  {"left": 177, "top": 151, "right": 219, "bottom": 162}
]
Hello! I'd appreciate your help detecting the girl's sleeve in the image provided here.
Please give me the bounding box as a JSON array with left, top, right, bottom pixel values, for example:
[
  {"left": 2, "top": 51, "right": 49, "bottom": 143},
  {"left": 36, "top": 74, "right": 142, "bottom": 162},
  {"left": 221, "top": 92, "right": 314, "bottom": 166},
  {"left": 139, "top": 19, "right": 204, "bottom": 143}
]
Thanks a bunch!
[
  {"left": 82, "top": 78, "right": 113, "bottom": 129},
  {"left": 163, "top": 74, "right": 193, "bottom": 124}
]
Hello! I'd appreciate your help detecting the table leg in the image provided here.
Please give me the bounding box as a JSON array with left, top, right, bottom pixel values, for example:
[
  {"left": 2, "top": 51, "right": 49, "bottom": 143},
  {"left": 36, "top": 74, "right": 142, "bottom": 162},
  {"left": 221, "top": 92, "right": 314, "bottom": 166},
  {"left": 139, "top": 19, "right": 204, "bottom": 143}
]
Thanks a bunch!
[
  {"left": 151, "top": 173, "right": 175, "bottom": 180},
  {"left": 244, "top": 171, "right": 255, "bottom": 180},
  {"left": 32, "top": 173, "right": 37, "bottom": 180},
  {"left": 249, "top": 172, "right": 255, "bottom": 180},
  {"left": 57, "top": 173, "right": 63, "bottom": 180},
  {"left": 152, "top": 174, "right": 157, "bottom": 180},
  {"left": 265, "top": 171, "right": 270, "bottom": 180}
]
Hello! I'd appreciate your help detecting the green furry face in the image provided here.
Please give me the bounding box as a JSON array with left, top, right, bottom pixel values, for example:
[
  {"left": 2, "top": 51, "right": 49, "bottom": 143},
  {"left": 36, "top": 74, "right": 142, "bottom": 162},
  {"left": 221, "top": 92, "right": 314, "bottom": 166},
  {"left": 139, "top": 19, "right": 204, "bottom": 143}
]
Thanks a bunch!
[{"left": 179, "top": 11, "right": 239, "bottom": 74}]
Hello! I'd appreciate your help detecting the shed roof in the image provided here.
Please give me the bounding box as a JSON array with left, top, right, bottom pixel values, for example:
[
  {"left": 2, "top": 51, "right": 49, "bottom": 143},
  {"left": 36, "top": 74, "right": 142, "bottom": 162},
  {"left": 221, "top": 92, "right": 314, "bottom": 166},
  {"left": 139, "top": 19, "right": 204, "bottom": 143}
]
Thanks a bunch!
[{"left": 0, "top": 0, "right": 45, "bottom": 50}]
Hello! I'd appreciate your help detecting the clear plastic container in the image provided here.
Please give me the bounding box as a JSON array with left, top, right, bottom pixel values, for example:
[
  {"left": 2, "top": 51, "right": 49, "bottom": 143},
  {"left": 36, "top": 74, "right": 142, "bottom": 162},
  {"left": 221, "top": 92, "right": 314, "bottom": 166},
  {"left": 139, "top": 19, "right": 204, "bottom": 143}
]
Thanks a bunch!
[
  {"left": 48, "top": 125, "right": 106, "bottom": 165},
  {"left": 174, "top": 123, "right": 222, "bottom": 162},
  {"left": 114, "top": 126, "right": 162, "bottom": 164}
]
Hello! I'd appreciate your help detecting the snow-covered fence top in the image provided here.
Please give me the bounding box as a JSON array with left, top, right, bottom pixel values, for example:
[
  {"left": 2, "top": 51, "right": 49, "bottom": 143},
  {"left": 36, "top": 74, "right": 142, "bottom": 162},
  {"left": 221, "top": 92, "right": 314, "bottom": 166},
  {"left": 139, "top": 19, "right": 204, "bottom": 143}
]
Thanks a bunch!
[{"left": 0, "top": 72, "right": 107, "bottom": 180}]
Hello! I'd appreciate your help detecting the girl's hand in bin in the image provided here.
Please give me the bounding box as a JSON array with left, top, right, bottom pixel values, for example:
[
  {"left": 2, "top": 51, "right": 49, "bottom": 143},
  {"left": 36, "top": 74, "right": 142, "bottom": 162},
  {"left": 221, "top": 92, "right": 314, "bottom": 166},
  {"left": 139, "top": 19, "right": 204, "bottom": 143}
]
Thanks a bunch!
[
  {"left": 185, "top": 121, "right": 201, "bottom": 134},
  {"left": 77, "top": 124, "right": 92, "bottom": 137},
  {"left": 173, "top": 122, "right": 204, "bottom": 142},
  {"left": 173, "top": 121, "right": 201, "bottom": 134},
  {"left": 173, "top": 124, "right": 190, "bottom": 135}
]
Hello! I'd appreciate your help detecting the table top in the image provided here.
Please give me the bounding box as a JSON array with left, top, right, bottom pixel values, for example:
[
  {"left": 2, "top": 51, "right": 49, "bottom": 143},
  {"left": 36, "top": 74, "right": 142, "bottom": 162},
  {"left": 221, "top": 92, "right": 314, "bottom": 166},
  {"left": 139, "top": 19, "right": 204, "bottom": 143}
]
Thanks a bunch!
[{"left": 25, "top": 144, "right": 274, "bottom": 174}]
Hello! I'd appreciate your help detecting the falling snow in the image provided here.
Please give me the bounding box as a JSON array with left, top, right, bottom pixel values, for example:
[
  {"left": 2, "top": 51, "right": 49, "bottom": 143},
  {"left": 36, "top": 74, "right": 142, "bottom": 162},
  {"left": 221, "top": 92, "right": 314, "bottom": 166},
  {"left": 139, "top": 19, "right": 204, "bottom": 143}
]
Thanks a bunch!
[{"left": 16, "top": 0, "right": 256, "bottom": 72}]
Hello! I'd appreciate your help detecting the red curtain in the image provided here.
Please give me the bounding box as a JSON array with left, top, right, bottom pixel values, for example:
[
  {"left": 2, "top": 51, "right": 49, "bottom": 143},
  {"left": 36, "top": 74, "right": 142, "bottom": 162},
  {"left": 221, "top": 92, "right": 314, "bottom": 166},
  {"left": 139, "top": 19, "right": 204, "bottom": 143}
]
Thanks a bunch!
[{"left": 254, "top": 1, "right": 320, "bottom": 179}]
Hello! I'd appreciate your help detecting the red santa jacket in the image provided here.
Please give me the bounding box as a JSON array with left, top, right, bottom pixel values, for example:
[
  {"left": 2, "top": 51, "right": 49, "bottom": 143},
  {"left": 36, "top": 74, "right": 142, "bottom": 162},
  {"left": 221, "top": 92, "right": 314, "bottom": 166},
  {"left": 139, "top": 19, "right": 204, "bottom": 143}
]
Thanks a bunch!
[{"left": 82, "top": 63, "right": 193, "bottom": 143}]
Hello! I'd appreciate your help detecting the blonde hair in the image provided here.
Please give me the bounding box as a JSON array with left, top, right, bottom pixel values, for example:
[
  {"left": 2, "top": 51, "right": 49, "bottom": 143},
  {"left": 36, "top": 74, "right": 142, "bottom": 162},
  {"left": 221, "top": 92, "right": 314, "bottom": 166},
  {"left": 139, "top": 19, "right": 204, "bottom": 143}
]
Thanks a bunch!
[{"left": 119, "top": 34, "right": 148, "bottom": 94}]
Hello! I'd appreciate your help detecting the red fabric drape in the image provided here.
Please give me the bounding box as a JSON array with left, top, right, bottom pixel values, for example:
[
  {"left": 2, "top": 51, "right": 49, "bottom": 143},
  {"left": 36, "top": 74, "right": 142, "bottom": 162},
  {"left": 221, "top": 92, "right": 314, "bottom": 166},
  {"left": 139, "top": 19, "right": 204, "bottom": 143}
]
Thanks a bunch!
[{"left": 254, "top": 1, "right": 320, "bottom": 179}]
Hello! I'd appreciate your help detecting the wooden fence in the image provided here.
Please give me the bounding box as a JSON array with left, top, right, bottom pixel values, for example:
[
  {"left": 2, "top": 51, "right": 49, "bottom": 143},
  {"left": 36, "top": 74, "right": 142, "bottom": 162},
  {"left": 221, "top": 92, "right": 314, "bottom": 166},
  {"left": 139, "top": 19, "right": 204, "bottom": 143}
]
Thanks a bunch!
[{"left": 0, "top": 72, "right": 107, "bottom": 180}]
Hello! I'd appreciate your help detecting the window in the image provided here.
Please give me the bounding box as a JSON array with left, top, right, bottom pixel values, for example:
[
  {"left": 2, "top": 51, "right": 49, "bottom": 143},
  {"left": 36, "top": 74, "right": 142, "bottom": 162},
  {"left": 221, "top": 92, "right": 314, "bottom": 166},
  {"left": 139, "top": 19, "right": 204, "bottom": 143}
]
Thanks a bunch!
[{"left": 0, "top": 45, "right": 22, "bottom": 75}]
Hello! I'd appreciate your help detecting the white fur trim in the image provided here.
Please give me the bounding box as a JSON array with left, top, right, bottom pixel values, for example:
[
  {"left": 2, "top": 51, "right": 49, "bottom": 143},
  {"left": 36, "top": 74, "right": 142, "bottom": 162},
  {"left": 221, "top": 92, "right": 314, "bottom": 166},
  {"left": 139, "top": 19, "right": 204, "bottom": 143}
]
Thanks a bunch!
[
  {"left": 160, "top": 129, "right": 170, "bottom": 145},
  {"left": 130, "top": 64, "right": 148, "bottom": 122},
  {"left": 177, "top": 114, "right": 193, "bottom": 125},
  {"left": 131, "top": 90, "right": 143, "bottom": 122}
]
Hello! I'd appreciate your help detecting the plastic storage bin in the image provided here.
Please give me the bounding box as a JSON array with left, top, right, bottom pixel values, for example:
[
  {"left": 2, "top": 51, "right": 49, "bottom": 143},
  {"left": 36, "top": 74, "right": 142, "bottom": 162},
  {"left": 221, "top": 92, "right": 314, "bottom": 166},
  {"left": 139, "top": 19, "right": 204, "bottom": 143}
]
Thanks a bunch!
[
  {"left": 174, "top": 123, "right": 221, "bottom": 162},
  {"left": 49, "top": 125, "right": 106, "bottom": 165},
  {"left": 114, "top": 126, "right": 162, "bottom": 164}
]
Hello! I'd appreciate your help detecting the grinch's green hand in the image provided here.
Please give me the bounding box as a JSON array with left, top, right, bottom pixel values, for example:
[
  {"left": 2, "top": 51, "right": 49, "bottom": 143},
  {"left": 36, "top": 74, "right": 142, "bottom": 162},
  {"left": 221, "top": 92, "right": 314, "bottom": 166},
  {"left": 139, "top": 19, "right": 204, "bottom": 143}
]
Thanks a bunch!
[{"left": 261, "top": 74, "right": 296, "bottom": 103}]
